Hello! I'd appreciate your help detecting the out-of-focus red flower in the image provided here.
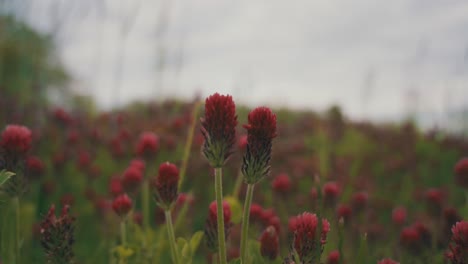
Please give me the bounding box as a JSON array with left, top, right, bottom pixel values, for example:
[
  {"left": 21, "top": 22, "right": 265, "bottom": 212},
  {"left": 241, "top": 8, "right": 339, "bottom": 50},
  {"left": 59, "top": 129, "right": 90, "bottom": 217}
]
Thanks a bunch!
[
  {"left": 351, "top": 191, "right": 368, "bottom": 211},
  {"left": 52, "top": 108, "right": 72, "bottom": 125},
  {"left": 130, "top": 159, "right": 146, "bottom": 173},
  {"left": 400, "top": 226, "right": 420, "bottom": 250},
  {"left": 392, "top": 206, "right": 407, "bottom": 226},
  {"left": 109, "top": 176, "right": 123, "bottom": 197},
  {"left": 135, "top": 132, "right": 160, "bottom": 158},
  {"left": 151, "top": 162, "right": 180, "bottom": 209},
  {"left": 288, "top": 212, "right": 330, "bottom": 262},
  {"left": 260, "top": 226, "right": 279, "bottom": 260},
  {"left": 77, "top": 150, "right": 91, "bottom": 169},
  {"left": 26, "top": 156, "right": 45, "bottom": 178},
  {"left": 272, "top": 173, "right": 292, "bottom": 195},
  {"left": 238, "top": 135, "right": 248, "bottom": 151},
  {"left": 208, "top": 200, "right": 231, "bottom": 225},
  {"left": 454, "top": 158, "right": 468, "bottom": 189},
  {"left": 378, "top": 258, "right": 400, "bottom": 264},
  {"left": 336, "top": 204, "right": 352, "bottom": 222},
  {"left": 204, "top": 200, "right": 232, "bottom": 252},
  {"left": 1, "top": 124, "right": 32, "bottom": 155},
  {"left": 425, "top": 188, "right": 444, "bottom": 216},
  {"left": 242, "top": 107, "right": 277, "bottom": 184},
  {"left": 133, "top": 211, "right": 143, "bottom": 226},
  {"left": 112, "top": 194, "right": 132, "bottom": 218},
  {"left": 326, "top": 250, "right": 340, "bottom": 264},
  {"left": 66, "top": 130, "right": 80, "bottom": 144},
  {"left": 250, "top": 203, "right": 264, "bottom": 223},
  {"left": 446, "top": 220, "right": 468, "bottom": 264},
  {"left": 200, "top": 93, "right": 238, "bottom": 168},
  {"left": 121, "top": 166, "right": 143, "bottom": 194},
  {"left": 322, "top": 182, "right": 340, "bottom": 206}
]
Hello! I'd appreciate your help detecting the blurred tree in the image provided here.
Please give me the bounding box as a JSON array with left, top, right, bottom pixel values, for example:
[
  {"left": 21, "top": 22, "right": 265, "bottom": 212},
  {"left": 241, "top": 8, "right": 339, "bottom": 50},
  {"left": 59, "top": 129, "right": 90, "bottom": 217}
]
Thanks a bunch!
[{"left": 0, "top": 15, "right": 69, "bottom": 122}]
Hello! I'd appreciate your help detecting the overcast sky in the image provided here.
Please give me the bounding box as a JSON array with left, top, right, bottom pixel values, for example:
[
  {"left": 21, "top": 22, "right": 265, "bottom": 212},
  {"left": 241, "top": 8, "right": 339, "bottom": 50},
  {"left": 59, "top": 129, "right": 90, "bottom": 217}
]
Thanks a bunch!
[{"left": 15, "top": 0, "right": 468, "bottom": 122}]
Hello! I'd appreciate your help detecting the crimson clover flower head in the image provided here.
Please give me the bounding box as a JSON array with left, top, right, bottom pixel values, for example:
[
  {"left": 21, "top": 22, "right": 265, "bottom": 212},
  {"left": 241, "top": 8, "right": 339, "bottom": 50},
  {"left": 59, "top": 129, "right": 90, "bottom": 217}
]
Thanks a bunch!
[
  {"left": 1, "top": 124, "right": 32, "bottom": 155},
  {"left": 241, "top": 107, "right": 277, "bottom": 184},
  {"left": 351, "top": 191, "right": 369, "bottom": 211},
  {"left": 272, "top": 173, "right": 292, "bottom": 195},
  {"left": 326, "top": 250, "right": 340, "bottom": 264},
  {"left": 288, "top": 212, "right": 330, "bottom": 263},
  {"left": 112, "top": 193, "right": 132, "bottom": 218},
  {"left": 378, "top": 259, "right": 400, "bottom": 264},
  {"left": 200, "top": 93, "right": 238, "bottom": 168},
  {"left": 446, "top": 220, "right": 468, "bottom": 263},
  {"left": 336, "top": 204, "right": 352, "bottom": 222},
  {"left": 392, "top": 206, "right": 407, "bottom": 226},
  {"left": 40, "top": 204, "right": 76, "bottom": 264},
  {"left": 260, "top": 225, "right": 279, "bottom": 260},
  {"left": 204, "top": 200, "right": 232, "bottom": 252},
  {"left": 26, "top": 155, "right": 45, "bottom": 179},
  {"left": 135, "top": 132, "right": 160, "bottom": 158},
  {"left": 151, "top": 162, "right": 180, "bottom": 210},
  {"left": 454, "top": 157, "right": 468, "bottom": 189},
  {"left": 121, "top": 166, "right": 143, "bottom": 194}
]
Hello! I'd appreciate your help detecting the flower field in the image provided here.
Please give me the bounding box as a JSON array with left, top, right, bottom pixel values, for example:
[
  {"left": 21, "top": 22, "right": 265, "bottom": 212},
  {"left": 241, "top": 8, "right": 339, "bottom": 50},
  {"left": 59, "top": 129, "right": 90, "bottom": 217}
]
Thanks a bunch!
[{"left": 0, "top": 94, "right": 467, "bottom": 264}]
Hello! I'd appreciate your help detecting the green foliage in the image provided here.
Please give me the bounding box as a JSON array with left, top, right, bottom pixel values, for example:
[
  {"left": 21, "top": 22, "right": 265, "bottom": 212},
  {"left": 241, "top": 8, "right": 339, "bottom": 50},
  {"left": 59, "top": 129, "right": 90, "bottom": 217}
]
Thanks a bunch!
[
  {"left": 0, "top": 15, "right": 68, "bottom": 107},
  {"left": 0, "top": 169, "right": 14, "bottom": 186}
]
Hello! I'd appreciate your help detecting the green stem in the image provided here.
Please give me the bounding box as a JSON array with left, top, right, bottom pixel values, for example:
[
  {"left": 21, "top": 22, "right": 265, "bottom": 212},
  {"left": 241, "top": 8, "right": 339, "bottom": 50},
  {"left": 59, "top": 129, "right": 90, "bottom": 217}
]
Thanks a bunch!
[
  {"left": 165, "top": 210, "right": 180, "bottom": 264},
  {"left": 214, "top": 168, "right": 227, "bottom": 264},
  {"left": 13, "top": 196, "right": 20, "bottom": 264},
  {"left": 142, "top": 180, "right": 150, "bottom": 230},
  {"left": 240, "top": 183, "right": 255, "bottom": 264},
  {"left": 120, "top": 220, "right": 127, "bottom": 247},
  {"left": 231, "top": 169, "right": 243, "bottom": 199}
]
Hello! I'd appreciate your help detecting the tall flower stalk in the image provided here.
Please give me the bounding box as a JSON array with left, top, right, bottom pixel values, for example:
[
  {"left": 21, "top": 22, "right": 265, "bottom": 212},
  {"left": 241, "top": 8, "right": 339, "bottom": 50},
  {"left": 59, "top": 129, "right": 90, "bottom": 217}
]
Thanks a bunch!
[
  {"left": 1, "top": 124, "right": 32, "bottom": 264},
  {"left": 240, "top": 107, "right": 277, "bottom": 263},
  {"left": 201, "top": 93, "right": 237, "bottom": 264}
]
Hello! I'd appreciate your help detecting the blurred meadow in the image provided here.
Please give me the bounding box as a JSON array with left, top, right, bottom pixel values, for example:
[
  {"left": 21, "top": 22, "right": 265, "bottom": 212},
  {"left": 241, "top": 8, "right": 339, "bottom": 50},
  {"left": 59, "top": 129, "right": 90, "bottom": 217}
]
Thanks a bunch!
[{"left": 1, "top": 1, "right": 468, "bottom": 264}]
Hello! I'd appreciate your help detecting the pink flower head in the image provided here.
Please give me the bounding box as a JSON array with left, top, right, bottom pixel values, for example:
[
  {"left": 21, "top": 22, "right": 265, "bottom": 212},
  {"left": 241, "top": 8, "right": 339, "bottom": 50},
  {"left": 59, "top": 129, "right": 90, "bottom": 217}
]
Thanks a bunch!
[
  {"left": 454, "top": 158, "right": 468, "bottom": 189},
  {"left": 40, "top": 204, "right": 75, "bottom": 263},
  {"left": 400, "top": 226, "right": 420, "bottom": 250},
  {"left": 26, "top": 156, "right": 45, "bottom": 178},
  {"left": 109, "top": 176, "right": 123, "bottom": 197},
  {"left": 351, "top": 191, "right": 369, "bottom": 211},
  {"left": 112, "top": 194, "right": 132, "bottom": 218},
  {"left": 260, "top": 226, "right": 279, "bottom": 260},
  {"left": 130, "top": 158, "right": 146, "bottom": 173},
  {"left": 200, "top": 93, "right": 238, "bottom": 168},
  {"left": 238, "top": 135, "right": 248, "bottom": 151},
  {"left": 1, "top": 124, "right": 32, "bottom": 155},
  {"left": 208, "top": 200, "right": 231, "bottom": 225},
  {"left": 272, "top": 173, "right": 292, "bottom": 195},
  {"left": 392, "top": 206, "right": 407, "bottom": 226},
  {"left": 336, "top": 204, "right": 352, "bottom": 222},
  {"left": 204, "top": 200, "right": 232, "bottom": 252},
  {"left": 326, "top": 250, "right": 340, "bottom": 264},
  {"left": 135, "top": 132, "right": 159, "bottom": 158},
  {"left": 242, "top": 107, "right": 277, "bottom": 184},
  {"left": 289, "top": 212, "right": 330, "bottom": 263},
  {"left": 121, "top": 166, "right": 143, "bottom": 194},
  {"left": 151, "top": 162, "right": 180, "bottom": 209},
  {"left": 322, "top": 182, "right": 340, "bottom": 206},
  {"left": 250, "top": 203, "right": 264, "bottom": 223},
  {"left": 446, "top": 221, "right": 468, "bottom": 263}
]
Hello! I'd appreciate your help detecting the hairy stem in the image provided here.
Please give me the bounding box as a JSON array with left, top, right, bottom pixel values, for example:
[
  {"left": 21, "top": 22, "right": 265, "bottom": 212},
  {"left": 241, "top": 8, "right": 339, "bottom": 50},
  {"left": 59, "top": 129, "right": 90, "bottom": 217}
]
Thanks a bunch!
[
  {"left": 165, "top": 210, "right": 180, "bottom": 264},
  {"left": 214, "top": 168, "right": 227, "bottom": 264},
  {"left": 240, "top": 183, "right": 255, "bottom": 264}
]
